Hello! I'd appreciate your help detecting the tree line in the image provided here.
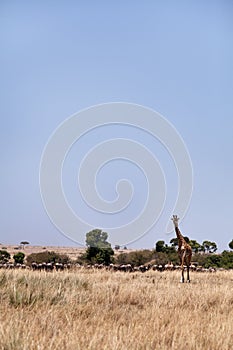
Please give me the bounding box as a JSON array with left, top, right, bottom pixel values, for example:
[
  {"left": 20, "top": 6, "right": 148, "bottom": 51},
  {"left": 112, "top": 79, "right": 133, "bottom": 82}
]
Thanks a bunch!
[
  {"left": 1, "top": 232, "right": 233, "bottom": 269},
  {"left": 77, "top": 230, "right": 233, "bottom": 269}
]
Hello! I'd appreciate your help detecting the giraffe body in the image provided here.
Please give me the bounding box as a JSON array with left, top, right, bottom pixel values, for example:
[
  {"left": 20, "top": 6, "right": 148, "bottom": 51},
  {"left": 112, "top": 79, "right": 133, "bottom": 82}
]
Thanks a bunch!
[{"left": 172, "top": 215, "right": 192, "bottom": 283}]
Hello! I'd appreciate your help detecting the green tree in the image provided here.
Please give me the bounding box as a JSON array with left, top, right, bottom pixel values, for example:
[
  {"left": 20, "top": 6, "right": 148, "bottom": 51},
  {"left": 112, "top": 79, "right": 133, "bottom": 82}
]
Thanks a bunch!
[
  {"left": 85, "top": 229, "right": 114, "bottom": 265},
  {"left": 155, "top": 240, "right": 166, "bottom": 252},
  {"left": 86, "top": 246, "right": 113, "bottom": 265},
  {"left": 170, "top": 238, "right": 178, "bottom": 247},
  {"left": 220, "top": 250, "right": 233, "bottom": 269},
  {"left": 86, "top": 229, "right": 110, "bottom": 248},
  {"left": 189, "top": 240, "right": 201, "bottom": 254},
  {"left": 229, "top": 239, "right": 233, "bottom": 250},
  {"left": 199, "top": 244, "right": 206, "bottom": 253},
  {"left": 0, "top": 250, "right": 11, "bottom": 263},
  {"left": 202, "top": 240, "right": 217, "bottom": 253},
  {"left": 20, "top": 241, "right": 29, "bottom": 249},
  {"left": 13, "top": 252, "right": 25, "bottom": 264},
  {"left": 164, "top": 245, "right": 176, "bottom": 254}
]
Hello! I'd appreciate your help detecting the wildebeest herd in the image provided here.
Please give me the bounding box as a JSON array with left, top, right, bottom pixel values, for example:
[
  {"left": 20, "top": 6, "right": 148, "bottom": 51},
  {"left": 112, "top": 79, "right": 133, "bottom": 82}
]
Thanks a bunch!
[{"left": 0, "top": 261, "right": 217, "bottom": 273}]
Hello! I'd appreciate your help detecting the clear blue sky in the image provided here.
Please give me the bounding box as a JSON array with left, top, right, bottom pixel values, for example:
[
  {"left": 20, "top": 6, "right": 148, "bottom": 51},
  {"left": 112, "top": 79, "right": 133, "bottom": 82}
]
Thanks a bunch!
[{"left": 1, "top": 1, "right": 233, "bottom": 251}]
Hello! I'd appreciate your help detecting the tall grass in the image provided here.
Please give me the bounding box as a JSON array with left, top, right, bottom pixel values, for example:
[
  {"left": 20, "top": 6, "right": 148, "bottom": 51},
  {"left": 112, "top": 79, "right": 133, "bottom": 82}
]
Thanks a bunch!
[{"left": 0, "top": 269, "right": 232, "bottom": 350}]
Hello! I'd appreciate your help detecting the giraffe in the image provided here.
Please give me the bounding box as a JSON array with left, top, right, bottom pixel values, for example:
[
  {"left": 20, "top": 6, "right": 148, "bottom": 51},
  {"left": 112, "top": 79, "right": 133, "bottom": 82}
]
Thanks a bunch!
[{"left": 171, "top": 215, "right": 192, "bottom": 283}]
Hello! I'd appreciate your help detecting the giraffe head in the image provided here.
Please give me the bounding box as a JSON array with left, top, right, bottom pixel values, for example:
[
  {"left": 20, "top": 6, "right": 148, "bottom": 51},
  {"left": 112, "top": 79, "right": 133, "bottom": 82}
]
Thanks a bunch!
[{"left": 171, "top": 215, "right": 179, "bottom": 228}]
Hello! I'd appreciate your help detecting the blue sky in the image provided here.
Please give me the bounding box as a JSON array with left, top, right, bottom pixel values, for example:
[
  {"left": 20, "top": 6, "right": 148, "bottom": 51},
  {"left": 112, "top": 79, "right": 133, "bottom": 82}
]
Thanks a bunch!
[{"left": 1, "top": 1, "right": 233, "bottom": 251}]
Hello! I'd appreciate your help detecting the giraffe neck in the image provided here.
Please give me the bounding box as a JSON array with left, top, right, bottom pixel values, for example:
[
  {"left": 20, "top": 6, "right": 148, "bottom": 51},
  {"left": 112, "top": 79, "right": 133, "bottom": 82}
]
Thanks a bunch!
[{"left": 175, "top": 227, "right": 186, "bottom": 245}]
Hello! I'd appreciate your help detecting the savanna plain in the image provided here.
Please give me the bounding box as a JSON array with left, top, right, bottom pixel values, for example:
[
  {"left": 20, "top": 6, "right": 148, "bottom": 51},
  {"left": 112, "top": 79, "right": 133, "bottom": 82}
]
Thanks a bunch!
[{"left": 0, "top": 269, "right": 232, "bottom": 350}]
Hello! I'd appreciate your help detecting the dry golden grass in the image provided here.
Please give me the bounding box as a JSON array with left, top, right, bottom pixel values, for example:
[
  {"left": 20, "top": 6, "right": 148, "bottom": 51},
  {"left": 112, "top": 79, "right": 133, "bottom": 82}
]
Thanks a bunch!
[{"left": 0, "top": 269, "right": 232, "bottom": 350}]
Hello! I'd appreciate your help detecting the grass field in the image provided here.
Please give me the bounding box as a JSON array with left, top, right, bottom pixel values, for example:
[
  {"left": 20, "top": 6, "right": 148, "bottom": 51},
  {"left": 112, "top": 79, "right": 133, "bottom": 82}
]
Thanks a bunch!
[{"left": 0, "top": 269, "right": 232, "bottom": 350}]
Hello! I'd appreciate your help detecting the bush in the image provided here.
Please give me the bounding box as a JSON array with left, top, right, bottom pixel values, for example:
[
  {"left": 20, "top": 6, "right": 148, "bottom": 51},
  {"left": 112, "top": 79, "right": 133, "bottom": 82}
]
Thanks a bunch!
[
  {"left": 81, "top": 246, "right": 114, "bottom": 265},
  {"left": 13, "top": 252, "right": 25, "bottom": 264},
  {"left": 116, "top": 250, "right": 154, "bottom": 266},
  {"left": 113, "top": 247, "right": 233, "bottom": 269},
  {"left": 0, "top": 250, "right": 11, "bottom": 263},
  {"left": 192, "top": 251, "right": 233, "bottom": 269},
  {"left": 220, "top": 251, "right": 233, "bottom": 269},
  {"left": 203, "top": 254, "right": 222, "bottom": 268},
  {"left": 26, "top": 251, "right": 70, "bottom": 266},
  {"left": 153, "top": 251, "right": 179, "bottom": 265}
]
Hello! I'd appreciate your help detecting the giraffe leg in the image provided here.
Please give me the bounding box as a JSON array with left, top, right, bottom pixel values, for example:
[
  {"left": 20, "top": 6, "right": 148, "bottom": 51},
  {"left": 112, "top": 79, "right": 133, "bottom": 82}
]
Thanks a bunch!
[
  {"left": 180, "top": 257, "right": 185, "bottom": 283},
  {"left": 180, "top": 267, "right": 184, "bottom": 283},
  {"left": 187, "top": 264, "right": 190, "bottom": 283}
]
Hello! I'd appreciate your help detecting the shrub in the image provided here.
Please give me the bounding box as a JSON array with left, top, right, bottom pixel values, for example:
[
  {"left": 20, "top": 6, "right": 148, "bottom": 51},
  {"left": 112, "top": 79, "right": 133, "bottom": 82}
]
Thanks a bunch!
[
  {"left": 116, "top": 250, "right": 154, "bottom": 266},
  {"left": 26, "top": 251, "right": 70, "bottom": 266},
  {"left": 81, "top": 246, "right": 114, "bottom": 265},
  {"left": 13, "top": 252, "right": 25, "bottom": 264},
  {"left": 0, "top": 250, "right": 11, "bottom": 263}
]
